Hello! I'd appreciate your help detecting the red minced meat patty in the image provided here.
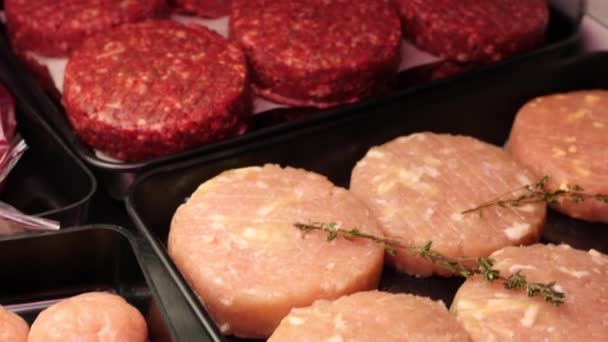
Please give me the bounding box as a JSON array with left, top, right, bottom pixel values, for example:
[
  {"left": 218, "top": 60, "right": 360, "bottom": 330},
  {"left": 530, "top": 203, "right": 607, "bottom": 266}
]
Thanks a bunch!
[
  {"left": 63, "top": 20, "right": 250, "bottom": 161},
  {"left": 393, "top": 0, "right": 550, "bottom": 63},
  {"left": 230, "top": 0, "right": 402, "bottom": 108},
  {"left": 4, "top": 0, "right": 168, "bottom": 57},
  {"left": 173, "top": 0, "right": 231, "bottom": 18}
]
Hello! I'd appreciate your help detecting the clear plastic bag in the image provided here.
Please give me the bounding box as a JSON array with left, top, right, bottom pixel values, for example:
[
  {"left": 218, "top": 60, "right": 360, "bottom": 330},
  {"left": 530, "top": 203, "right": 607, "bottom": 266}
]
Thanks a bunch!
[
  {"left": 0, "top": 201, "right": 60, "bottom": 235},
  {"left": 0, "top": 84, "right": 60, "bottom": 235}
]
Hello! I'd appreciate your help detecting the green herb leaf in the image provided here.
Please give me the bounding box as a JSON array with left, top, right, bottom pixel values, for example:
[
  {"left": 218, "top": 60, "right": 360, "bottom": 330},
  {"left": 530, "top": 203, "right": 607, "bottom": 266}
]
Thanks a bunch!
[
  {"left": 294, "top": 222, "right": 565, "bottom": 306},
  {"left": 462, "top": 176, "right": 608, "bottom": 215}
]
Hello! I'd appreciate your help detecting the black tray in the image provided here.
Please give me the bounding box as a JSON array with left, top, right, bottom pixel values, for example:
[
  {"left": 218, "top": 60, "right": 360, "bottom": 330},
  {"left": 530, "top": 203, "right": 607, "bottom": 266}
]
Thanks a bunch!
[
  {"left": 0, "top": 225, "right": 212, "bottom": 341},
  {"left": 127, "top": 52, "right": 608, "bottom": 342},
  {"left": 0, "top": 0, "right": 583, "bottom": 199},
  {"left": 0, "top": 64, "right": 95, "bottom": 226}
]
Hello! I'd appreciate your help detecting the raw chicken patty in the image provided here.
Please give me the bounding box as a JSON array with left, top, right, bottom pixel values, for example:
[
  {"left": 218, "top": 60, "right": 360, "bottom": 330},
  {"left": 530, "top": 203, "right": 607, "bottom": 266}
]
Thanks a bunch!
[
  {"left": 0, "top": 305, "right": 28, "bottom": 342},
  {"left": 28, "top": 292, "right": 148, "bottom": 342},
  {"left": 350, "top": 132, "right": 547, "bottom": 276},
  {"left": 169, "top": 164, "right": 385, "bottom": 338},
  {"left": 269, "top": 291, "right": 471, "bottom": 341},
  {"left": 508, "top": 90, "right": 608, "bottom": 223},
  {"left": 452, "top": 244, "right": 608, "bottom": 341}
]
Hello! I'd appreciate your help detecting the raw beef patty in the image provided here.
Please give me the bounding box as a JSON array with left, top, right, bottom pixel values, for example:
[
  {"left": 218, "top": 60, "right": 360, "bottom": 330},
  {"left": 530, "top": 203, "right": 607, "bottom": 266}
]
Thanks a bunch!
[
  {"left": 63, "top": 20, "right": 250, "bottom": 161},
  {"left": 5, "top": 0, "right": 166, "bottom": 57},
  {"left": 230, "top": 0, "right": 401, "bottom": 108},
  {"left": 394, "top": 0, "right": 549, "bottom": 63}
]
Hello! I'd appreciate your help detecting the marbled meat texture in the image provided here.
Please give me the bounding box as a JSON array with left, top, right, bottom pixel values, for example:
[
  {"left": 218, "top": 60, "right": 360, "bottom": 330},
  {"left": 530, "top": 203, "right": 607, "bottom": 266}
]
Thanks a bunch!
[
  {"left": 28, "top": 292, "right": 148, "bottom": 342},
  {"left": 0, "top": 305, "right": 28, "bottom": 342},
  {"left": 173, "top": 0, "right": 231, "bottom": 18},
  {"left": 230, "top": 0, "right": 401, "bottom": 108},
  {"left": 350, "top": 132, "right": 547, "bottom": 277},
  {"left": 394, "top": 0, "right": 549, "bottom": 63},
  {"left": 5, "top": 0, "right": 167, "bottom": 57},
  {"left": 452, "top": 244, "right": 608, "bottom": 341},
  {"left": 508, "top": 90, "right": 608, "bottom": 223},
  {"left": 63, "top": 20, "right": 250, "bottom": 161},
  {"left": 269, "top": 291, "right": 471, "bottom": 342},
  {"left": 169, "top": 165, "right": 385, "bottom": 338}
]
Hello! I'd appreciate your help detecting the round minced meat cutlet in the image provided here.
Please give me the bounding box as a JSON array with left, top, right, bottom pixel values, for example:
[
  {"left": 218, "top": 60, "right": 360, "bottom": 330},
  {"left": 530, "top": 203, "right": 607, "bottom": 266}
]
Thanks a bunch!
[
  {"left": 63, "top": 20, "right": 250, "bottom": 161},
  {"left": 0, "top": 306, "right": 28, "bottom": 342},
  {"left": 5, "top": 0, "right": 167, "bottom": 57},
  {"left": 169, "top": 164, "right": 385, "bottom": 338},
  {"left": 508, "top": 90, "right": 608, "bottom": 223},
  {"left": 269, "top": 291, "right": 471, "bottom": 342},
  {"left": 452, "top": 244, "right": 608, "bottom": 341},
  {"left": 230, "top": 0, "right": 401, "bottom": 108},
  {"left": 173, "top": 0, "right": 231, "bottom": 18},
  {"left": 28, "top": 292, "right": 148, "bottom": 342},
  {"left": 350, "top": 132, "right": 547, "bottom": 277},
  {"left": 394, "top": 0, "right": 549, "bottom": 63}
]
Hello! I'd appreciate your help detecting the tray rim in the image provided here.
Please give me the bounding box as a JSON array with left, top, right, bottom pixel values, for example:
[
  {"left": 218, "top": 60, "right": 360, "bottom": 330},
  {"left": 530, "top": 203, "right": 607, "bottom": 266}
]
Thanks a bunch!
[
  {"left": 0, "top": 61, "right": 97, "bottom": 219},
  {"left": 12, "top": 94, "right": 97, "bottom": 218},
  {"left": 0, "top": 224, "right": 185, "bottom": 341}
]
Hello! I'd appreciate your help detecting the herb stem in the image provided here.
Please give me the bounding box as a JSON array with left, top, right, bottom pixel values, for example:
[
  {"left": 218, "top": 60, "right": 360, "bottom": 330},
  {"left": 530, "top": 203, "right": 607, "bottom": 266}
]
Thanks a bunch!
[
  {"left": 294, "top": 222, "right": 565, "bottom": 305},
  {"left": 461, "top": 176, "right": 608, "bottom": 215}
]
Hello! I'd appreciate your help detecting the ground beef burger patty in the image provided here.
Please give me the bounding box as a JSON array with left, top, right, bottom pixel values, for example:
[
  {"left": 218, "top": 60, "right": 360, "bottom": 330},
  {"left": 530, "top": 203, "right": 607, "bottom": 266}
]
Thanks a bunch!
[
  {"left": 173, "top": 0, "right": 231, "bottom": 18},
  {"left": 350, "top": 132, "right": 547, "bottom": 277},
  {"left": 0, "top": 305, "right": 28, "bottom": 342},
  {"left": 508, "top": 90, "right": 608, "bottom": 223},
  {"left": 5, "top": 0, "right": 167, "bottom": 57},
  {"left": 269, "top": 291, "right": 471, "bottom": 341},
  {"left": 452, "top": 244, "right": 608, "bottom": 341},
  {"left": 230, "top": 0, "right": 401, "bottom": 108},
  {"left": 169, "top": 165, "right": 385, "bottom": 338},
  {"left": 394, "top": 0, "right": 549, "bottom": 63},
  {"left": 63, "top": 20, "right": 250, "bottom": 161}
]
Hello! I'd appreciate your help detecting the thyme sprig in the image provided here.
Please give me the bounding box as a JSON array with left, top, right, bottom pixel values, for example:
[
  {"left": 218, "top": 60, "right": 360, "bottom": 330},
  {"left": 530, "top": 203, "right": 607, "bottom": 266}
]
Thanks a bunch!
[
  {"left": 294, "top": 222, "right": 565, "bottom": 305},
  {"left": 462, "top": 176, "right": 608, "bottom": 215}
]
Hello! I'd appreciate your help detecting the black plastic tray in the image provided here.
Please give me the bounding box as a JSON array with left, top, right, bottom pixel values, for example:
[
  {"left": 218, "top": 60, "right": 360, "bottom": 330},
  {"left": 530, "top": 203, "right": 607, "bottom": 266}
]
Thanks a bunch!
[
  {"left": 0, "top": 0, "right": 583, "bottom": 199},
  {"left": 0, "top": 225, "right": 213, "bottom": 341},
  {"left": 0, "top": 63, "right": 95, "bottom": 226},
  {"left": 127, "top": 52, "right": 608, "bottom": 342}
]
